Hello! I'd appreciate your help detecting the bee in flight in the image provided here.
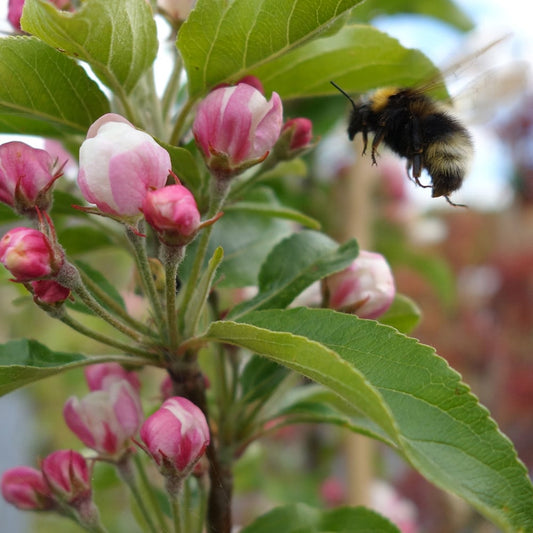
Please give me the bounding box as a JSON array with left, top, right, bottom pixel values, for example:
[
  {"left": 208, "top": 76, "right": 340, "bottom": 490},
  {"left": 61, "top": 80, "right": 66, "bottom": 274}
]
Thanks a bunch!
[{"left": 330, "top": 80, "right": 473, "bottom": 207}]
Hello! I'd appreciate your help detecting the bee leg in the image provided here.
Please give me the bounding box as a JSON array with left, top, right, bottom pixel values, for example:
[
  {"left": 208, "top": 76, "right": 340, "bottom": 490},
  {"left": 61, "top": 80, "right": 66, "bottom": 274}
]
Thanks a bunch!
[
  {"left": 406, "top": 159, "right": 431, "bottom": 189},
  {"left": 371, "top": 125, "right": 386, "bottom": 165},
  {"left": 444, "top": 195, "right": 467, "bottom": 208},
  {"left": 361, "top": 127, "right": 368, "bottom": 155}
]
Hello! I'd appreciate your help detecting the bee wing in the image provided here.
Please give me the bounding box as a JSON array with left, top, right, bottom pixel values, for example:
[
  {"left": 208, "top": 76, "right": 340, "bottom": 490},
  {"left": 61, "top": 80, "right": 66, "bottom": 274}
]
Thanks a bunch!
[
  {"left": 453, "top": 61, "right": 529, "bottom": 123},
  {"left": 412, "top": 33, "right": 514, "bottom": 103}
]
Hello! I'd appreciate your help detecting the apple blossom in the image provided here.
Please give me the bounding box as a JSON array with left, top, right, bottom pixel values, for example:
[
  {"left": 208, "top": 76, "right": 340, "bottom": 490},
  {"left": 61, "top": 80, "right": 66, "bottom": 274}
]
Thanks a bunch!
[
  {"left": 0, "top": 227, "right": 61, "bottom": 282},
  {"left": 1, "top": 466, "right": 54, "bottom": 511},
  {"left": 63, "top": 380, "right": 143, "bottom": 459},
  {"left": 193, "top": 83, "right": 283, "bottom": 178},
  {"left": 84, "top": 363, "right": 141, "bottom": 393},
  {"left": 140, "top": 397, "right": 210, "bottom": 491},
  {"left": 142, "top": 184, "right": 201, "bottom": 245},
  {"left": 78, "top": 114, "right": 171, "bottom": 218},
  {"left": 0, "top": 141, "right": 62, "bottom": 215},
  {"left": 324, "top": 250, "right": 395, "bottom": 319}
]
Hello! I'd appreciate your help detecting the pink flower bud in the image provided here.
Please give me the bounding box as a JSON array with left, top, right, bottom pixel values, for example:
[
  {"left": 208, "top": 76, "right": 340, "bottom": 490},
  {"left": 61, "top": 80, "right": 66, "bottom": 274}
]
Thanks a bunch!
[
  {"left": 78, "top": 114, "right": 171, "bottom": 218},
  {"left": 193, "top": 83, "right": 283, "bottom": 178},
  {"left": 140, "top": 397, "right": 210, "bottom": 482},
  {"left": 0, "top": 227, "right": 60, "bottom": 282},
  {"left": 1, "top": 466, "right": 54, "bottom": 510},
  {"left": 64, "top": 380, "right": 143, "bottom": 459},
  {"left": 84, "top": 363, "right": 141, "bottom": 392},
  {"left": 142, "top": 184, "right": 201, "bottom": 245},
  {"left": 281, "top": 118, "right": 313, "bottom": 151},
  {"left": 324, "top": 251, "right": 395, "bottom": 319},
  {"left": 41, "top": 450, "right": 91, "bottom": 504},
  {"left": 0, "top": 141, "right": 61, "bottom": 215},
  {"left": 30, "top": 280, "right": 71, "bottom": 305}
]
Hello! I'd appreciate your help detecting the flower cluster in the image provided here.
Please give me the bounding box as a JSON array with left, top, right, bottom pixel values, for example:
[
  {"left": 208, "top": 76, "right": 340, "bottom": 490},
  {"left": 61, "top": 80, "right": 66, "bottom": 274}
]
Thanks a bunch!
[{"left": 2, "top": 363, "right": 210, "bottom": 529}]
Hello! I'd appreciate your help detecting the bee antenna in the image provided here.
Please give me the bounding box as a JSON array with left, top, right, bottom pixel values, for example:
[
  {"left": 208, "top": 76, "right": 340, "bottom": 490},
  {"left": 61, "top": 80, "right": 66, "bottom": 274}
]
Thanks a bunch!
[{"left": 330, "top": 81, "right": 357, "bottom": 111}]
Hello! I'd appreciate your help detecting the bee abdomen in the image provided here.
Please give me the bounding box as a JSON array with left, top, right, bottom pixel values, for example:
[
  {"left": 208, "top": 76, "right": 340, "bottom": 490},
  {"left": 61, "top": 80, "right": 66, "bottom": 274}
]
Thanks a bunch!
[{"left": 425, "top": 131, "right": 473, "bottom": 197}]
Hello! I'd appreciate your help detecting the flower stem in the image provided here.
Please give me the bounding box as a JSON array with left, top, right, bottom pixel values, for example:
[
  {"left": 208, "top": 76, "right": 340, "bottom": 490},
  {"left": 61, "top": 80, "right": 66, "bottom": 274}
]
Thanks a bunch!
[
  {"left": 133, "top": 453, "right": 169, "bottom": 533},
  {"left": 161, "top": 245, "right": 185, "bottom": 351},
  {"left": 117, "top": 457, "right": 160, "bottom": 533},
  {"left": 125, "top": 226, "right": 167, "bottom": 341},
  {"left": 79, "top": 270, "right": 158, "bottom": 339},
  {"left": 58, "top": 312, "right": 157, "bottom": 359},
  {"left": 170, "top": 492, "right": 184, "bottom": 533},
  {"left": 169, "top": 97, "right": 197, "bottom": 146},
  {"left": 178, "top": 180, "right": 229, "bottom": 334},
  {"left": 57, "top": 262, "right": 149, "bottom": 344}
]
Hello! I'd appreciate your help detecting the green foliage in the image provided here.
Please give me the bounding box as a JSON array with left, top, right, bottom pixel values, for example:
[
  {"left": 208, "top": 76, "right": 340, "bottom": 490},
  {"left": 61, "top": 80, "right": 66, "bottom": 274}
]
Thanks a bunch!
[
  {"left": 352, "top": 0, "right": 474, "bottom": 31},
  {"left": 0, "top": 0, "right": 531, "bottom": 531},
  {"left": 21, "top": 0, "right": 158, "bottom": 95},
  {"left": 204, "top": 309, "right": 533, "bottom": 531},
  {"left": 229, "top": 231, "right": 358, "bottom": 318},
  {"left": 252, "top": 24, "right": 447, "bottom": 100},
  {"left": 0, "top": 339, "right": 88, "bottom": 395},
  {"left": 0, "top": 37, "right": 110, "bottom": 136},
  {"left": 178, "top": 0, "right": 364, "bottom": 96},
  {"left": 241, "top": 503, "right": 400, "bottom": 532}
]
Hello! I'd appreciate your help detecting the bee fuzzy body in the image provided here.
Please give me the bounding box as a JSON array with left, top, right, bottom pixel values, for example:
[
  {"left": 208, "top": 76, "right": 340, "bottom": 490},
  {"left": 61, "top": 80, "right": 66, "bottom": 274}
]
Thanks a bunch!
[{"left": 339, "top": 84, "right": 473, "bottom": 206}]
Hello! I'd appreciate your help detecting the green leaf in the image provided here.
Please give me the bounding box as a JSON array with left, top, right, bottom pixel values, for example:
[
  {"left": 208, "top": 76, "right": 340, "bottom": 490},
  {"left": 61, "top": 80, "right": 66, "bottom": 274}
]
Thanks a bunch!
[
  {"left": 75, "top": 261, "right": 126, "bottom": 311},
  {"left": 203, "top": 309, "right": 533, "bottom": 531},
  {"left": 21, "top": 0, "right": 158, "bottom": 94},
  {"left": 224, "top": 202, "right": 320, "bottom": 230},
  {"left": 179, "top": 209, "right": 292, "bottom": 288},
  {"left": 51, "top": 190, "right": 87, "bottom": 218},
  {"left": 229, "top": 231, "right": 358, "bottom": 318},
  {"left": 0, "top": 37, "right": 110, "bottom": 136},
  {"left": 0, "top": 339, "right": 88, "bottom": 395},
  {"left": 378, "top": 293, "right": 421, "bottom": 334},
  {"left": 160, "top": 142, "right": 203, "bottom": 194},
  {"left": 241, "top": 503, "right": 400, "bottom": 533},
  {"left": 58, "top": 226, "right": 115, "bottom": 255},
  {"left": 251, "top": 24, "right": 447, "bottom": 100},
  {"left": 240, "top": 355, "right": 289, "bottom": 404},
  {"left": 182, "top": 247, "right": 224, "bottom": 337},
  {"left": 178, "top": 0, "right": 364, "bottom": 96},
  {"left": 271, "top": 384, "right": 395, "bottom": 446},
  {"left": 352, "top": 0, "right": 474, "bottom": 32}
]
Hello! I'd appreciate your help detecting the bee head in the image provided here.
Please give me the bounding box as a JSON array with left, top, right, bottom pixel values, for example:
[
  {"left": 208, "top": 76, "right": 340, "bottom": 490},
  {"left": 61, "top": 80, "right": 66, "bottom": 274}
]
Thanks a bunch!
[{"left": 330, "top": 82, "right": 369, "bottom": 140}]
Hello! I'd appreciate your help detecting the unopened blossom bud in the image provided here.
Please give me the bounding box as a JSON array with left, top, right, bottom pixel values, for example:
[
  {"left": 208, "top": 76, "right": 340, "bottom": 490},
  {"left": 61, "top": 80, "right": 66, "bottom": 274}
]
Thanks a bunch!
[
  {"left": 142, "top": 184, "right": 201, "bottom": 246},
  {"left": 324, "top": 251, "right": 395, "bottom": 319},
  {"left": 193, "top": 83, "right": 283, "bottom": 178},
  {"left": 30, "top": 280, "right": 71, "bottom": 305},
  {"left": 140, "top": 397, "right": 210, "bottom": 492},
  {"left": 1, "top": 466, "right": 54, "bottom": 510},
  {"left": 280, "top": 118, "right": 313, "bottom": 153},
  {"left": 78, "top": 114, "right": 170, "bottom": 218},
  {"left": 64, "top": 380, "right": 143, "bottom": 459},
  {"left": 84, "top": 363, "right": 140, "bottom": 392},
  {"left": 41, "top": 450, "right": 91, "bottom": 505},
  {"left": 0, "top": 141, "right": 62, "bottom": 215},
  {"left": 0, "top": 227, "right": 62, "bottom": 282}
]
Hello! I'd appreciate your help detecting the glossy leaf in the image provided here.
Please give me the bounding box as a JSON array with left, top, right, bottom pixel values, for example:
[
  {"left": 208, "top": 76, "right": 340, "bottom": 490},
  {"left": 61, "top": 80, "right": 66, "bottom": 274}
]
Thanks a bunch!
[
  {"left": 178, "top": 0, "right": 364, "bottom": 96},
  {"left": 251, "top": 24, "right": 447, "bottom": 100},
  {"left": 229, "top": 231, "right": 358, "bottom": 318},
  {"left": 203, "top": 309, "right": 533, "bottom": 531},
  {"left": 22, "top": 0, "right": 158, "bottom": 94},
  {"left": 0, "top": 37, "right": 110, "bottom": 136},
  {"left": 0, "top": 339, "right": 88, "bottom": 395}
]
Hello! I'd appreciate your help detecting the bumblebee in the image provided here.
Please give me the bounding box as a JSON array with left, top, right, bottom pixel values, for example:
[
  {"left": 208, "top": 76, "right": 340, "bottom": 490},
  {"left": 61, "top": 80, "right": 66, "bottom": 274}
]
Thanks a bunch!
[{"left": 331, "top": 82, "right": 474, "bottom": 206}]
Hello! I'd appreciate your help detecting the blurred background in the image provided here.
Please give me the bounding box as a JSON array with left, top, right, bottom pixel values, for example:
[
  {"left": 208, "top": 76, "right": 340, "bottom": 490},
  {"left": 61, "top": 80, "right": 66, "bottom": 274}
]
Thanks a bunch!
[{"left": 0, "top": 1, "right": 531, "bottom": 532}]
